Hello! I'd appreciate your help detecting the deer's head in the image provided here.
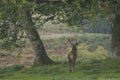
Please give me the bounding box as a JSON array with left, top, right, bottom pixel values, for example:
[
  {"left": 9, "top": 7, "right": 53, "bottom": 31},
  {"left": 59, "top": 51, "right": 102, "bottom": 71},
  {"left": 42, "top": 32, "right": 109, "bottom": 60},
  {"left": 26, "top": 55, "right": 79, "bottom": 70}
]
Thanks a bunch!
[{"left": 68, "top": 38, "right": 80, "bottom": 51}]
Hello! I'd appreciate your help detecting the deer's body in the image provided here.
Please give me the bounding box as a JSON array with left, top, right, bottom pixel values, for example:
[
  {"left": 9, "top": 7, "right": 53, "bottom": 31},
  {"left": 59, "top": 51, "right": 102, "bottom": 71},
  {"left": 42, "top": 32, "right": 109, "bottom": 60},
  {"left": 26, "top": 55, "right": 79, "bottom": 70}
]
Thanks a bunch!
[
  {"left": 68, "top": 39, "right": 78, "bottom": 72},
  {"left": 68, "top": 50, "right": 77, "bottom": 72}
]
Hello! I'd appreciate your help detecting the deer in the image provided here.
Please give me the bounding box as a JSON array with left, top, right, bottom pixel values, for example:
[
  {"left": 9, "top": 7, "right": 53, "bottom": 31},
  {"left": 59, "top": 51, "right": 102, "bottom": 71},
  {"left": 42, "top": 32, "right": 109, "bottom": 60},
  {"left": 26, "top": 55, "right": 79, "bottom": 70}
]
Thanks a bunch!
[{"left": 68, "top": 38, "right": 79, "bottom": 72}]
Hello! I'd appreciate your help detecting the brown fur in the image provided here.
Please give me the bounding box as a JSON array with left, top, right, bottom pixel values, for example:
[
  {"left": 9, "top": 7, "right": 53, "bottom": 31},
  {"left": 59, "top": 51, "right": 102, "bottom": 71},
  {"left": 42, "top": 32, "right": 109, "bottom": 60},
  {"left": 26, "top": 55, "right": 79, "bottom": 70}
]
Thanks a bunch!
[{"left": 68, "top": 44, "right": 77, "bottom": 72}]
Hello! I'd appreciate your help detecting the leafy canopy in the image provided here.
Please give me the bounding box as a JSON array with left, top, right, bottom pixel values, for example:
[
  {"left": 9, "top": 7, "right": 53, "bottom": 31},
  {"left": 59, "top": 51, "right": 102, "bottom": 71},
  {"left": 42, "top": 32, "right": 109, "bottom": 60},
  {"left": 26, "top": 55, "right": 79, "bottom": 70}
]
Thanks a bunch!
[{"left": 0, "top": 0, "right": 119, "bottom": 49}]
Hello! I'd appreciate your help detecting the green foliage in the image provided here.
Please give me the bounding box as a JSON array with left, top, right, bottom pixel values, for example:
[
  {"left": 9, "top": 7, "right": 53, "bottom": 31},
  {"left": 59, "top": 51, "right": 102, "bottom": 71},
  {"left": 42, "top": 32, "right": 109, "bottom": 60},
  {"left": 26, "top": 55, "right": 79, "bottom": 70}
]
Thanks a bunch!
[
  {"left": 47, "top": 33, "right": 110, "bottom": 62},
  {"left": 77, "top": 44, "right": 108, "bottom": 62},
  {"left": 0, "top": 0, "right": 116, "bottom": 49},
  {"left": 0, "top": 64, "right": 24, "bottom": 73},
  {"left": 0, "top": 23, "right": 26, "bottom": 50},
  {"left": 0, "top": 64, "right": 24, "bottom": 78},
  {"left": 50, "top": 43, "right": 109, "bottom": 63},
  {"left": 80, "top": 33, "right": 111, "bottom": 51}
]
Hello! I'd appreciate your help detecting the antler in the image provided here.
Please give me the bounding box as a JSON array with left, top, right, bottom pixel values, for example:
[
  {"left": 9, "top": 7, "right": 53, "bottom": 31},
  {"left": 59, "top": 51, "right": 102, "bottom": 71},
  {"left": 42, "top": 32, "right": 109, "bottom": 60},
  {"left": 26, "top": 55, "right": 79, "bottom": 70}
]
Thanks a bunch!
[
  {"left": 75, "top": 37, "right": 81, "bottom": 45},
  {"left": 68, "top": 37, "right": 81, "bottom": 45},
  {"left": 68, "top": 37, "right": 77, "bottom": 45}
]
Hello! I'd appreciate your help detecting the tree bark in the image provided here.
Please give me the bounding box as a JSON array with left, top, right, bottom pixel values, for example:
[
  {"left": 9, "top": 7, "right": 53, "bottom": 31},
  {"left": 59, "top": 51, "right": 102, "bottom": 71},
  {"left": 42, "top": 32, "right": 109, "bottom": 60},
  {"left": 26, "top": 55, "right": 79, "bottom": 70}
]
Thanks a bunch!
[
  {"left": 112, "top": 12, "right": 120, "bottom": 58},
  {"left": 24, "top": 10, "right": 54, "bottom": 66}
]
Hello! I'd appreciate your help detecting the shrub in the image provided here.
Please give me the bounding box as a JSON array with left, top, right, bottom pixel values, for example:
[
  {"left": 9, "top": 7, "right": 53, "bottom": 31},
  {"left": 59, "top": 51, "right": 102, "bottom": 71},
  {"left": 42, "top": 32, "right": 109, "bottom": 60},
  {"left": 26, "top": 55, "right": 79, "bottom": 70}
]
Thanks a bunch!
[
  {"left": 0, "top": 64, "right": 24, "bottom": 74},
  {"left": 0, "top": 64, "right": 24, "bottom": 78},
  {"left": 77, "top": 43, "right": 108, "bottom": 63}
]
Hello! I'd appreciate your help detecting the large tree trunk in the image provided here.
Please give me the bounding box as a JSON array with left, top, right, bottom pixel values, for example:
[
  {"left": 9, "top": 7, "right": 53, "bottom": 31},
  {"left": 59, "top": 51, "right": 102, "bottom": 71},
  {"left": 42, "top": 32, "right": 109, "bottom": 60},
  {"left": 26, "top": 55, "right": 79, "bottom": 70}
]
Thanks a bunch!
[
  {"left": 24, "top": 10, "right": 54, "bottom": 66},
  {"left": 112, "top": 12, "right": 120, "bottom": 58}
]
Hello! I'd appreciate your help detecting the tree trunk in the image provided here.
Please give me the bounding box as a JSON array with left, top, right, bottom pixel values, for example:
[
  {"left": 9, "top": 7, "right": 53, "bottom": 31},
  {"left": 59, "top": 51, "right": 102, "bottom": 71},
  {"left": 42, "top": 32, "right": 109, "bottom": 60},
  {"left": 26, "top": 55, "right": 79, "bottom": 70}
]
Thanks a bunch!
[
  {"left": 24, "top": 10, "right": 54, "bottom": 66},
  {"left": 112, "top": 13, "right": 120, "bottom": 58}
]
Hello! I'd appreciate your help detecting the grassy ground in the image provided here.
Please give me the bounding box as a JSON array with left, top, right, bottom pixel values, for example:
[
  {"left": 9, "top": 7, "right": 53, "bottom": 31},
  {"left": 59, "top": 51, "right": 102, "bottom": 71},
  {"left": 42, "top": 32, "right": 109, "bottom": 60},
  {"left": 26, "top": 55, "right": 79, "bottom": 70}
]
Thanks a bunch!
[{"left": 0, "top": 58, "right": 120, "bottom": 80}]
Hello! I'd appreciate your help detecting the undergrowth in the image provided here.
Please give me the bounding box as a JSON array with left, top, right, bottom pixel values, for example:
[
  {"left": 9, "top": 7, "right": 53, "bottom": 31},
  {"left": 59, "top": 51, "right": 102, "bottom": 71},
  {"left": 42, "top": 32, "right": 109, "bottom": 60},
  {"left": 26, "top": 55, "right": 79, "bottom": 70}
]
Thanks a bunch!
[{"left": 0, "top": 58, "right": 120, "bottom": 80}]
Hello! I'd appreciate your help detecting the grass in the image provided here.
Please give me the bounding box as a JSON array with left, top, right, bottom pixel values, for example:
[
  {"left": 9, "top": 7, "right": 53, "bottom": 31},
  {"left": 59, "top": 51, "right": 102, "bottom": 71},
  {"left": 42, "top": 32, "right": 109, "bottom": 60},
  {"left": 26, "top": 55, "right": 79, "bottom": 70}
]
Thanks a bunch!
[{"left": 0, "top": 58, "right": 120, "bottom": 80}]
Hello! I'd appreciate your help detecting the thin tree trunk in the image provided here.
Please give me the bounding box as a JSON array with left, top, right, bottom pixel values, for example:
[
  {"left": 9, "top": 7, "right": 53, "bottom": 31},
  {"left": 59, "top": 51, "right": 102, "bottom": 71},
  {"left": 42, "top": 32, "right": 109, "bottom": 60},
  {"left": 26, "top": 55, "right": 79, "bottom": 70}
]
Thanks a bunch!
[
  {"left": 24, "top": 10, "right": 54, "bottom": 66},
  {"left": 112, "top": 13, "right": 120, "bottom": 58}
]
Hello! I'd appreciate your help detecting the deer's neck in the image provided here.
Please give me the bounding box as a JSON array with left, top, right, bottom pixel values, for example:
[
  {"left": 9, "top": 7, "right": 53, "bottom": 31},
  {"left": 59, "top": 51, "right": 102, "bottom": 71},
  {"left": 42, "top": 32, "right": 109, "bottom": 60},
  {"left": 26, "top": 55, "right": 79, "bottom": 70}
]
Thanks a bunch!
[{"left": 71, "top": 49, "right": 77, "bottom": 55}]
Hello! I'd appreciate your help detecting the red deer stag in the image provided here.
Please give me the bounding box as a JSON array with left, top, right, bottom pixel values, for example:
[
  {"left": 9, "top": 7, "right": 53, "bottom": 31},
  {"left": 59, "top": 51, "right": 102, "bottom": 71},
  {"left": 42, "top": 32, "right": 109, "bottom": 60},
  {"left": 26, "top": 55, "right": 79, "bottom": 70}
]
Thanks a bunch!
[{"left": 68, "top": 38, "right": 79, "bottom": 72}]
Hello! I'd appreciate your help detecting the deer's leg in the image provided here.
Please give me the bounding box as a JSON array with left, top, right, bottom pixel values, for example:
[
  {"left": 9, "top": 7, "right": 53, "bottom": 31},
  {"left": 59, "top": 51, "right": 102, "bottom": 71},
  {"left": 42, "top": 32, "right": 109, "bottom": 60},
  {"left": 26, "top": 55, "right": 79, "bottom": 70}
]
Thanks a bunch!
[
  {"left": 71, "top": 59, "right": 76, "bottom": 72},
  {"left": 68, "top": 58, "right": 72, "bottom": 72},
  {"left": 71, "top": 61, "right": 74, "bottom": 72}
]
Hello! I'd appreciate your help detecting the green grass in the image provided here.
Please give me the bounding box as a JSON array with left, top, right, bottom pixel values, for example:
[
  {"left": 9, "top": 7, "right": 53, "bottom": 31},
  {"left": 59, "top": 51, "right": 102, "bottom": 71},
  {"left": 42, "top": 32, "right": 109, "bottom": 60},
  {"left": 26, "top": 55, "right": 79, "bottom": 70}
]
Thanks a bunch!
[{"left": 0, "top": 58, "right": 120, "bottom": 80}]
